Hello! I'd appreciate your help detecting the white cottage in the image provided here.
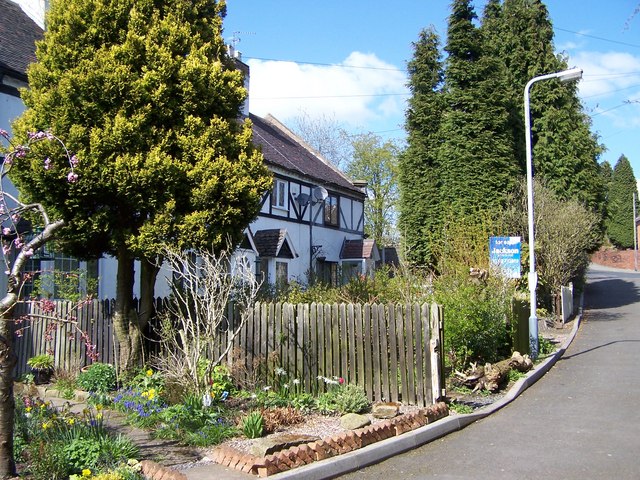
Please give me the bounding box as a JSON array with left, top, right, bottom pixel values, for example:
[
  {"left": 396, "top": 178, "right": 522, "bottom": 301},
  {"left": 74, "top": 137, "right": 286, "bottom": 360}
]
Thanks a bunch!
[{"left": 240, "top": 113, "right": 374, "bottom": 286}]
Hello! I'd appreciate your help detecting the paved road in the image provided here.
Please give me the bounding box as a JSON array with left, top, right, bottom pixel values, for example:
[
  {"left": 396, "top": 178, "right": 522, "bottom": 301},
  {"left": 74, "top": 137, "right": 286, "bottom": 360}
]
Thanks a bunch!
[{"left": 341, "top": 264, "right": 640, "bottom": 479}]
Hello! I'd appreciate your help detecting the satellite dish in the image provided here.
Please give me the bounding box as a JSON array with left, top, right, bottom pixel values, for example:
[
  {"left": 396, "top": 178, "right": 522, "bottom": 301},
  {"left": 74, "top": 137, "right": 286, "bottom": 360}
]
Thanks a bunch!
[
  {"left": 296, "top": 193, "right": 311, "bottom": 206},
  {"left": 312, "top": 186, "right": 328, "bottom": 203}
]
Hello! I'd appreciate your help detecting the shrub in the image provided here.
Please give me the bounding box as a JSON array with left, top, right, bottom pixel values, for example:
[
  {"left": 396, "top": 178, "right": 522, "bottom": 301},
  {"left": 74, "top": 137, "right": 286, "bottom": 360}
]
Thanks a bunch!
[
  {"left": 27, "top": 354, "right": 54, "bottom": 371},
  {"left": 242, "top": 411, "right": 264, "bottom": 439},
  {"left": 333, "top": 384, "right": 370, "bottom": 414},
  {"left": 434, "top": 273, "right": 511, "bottom": 371},
  {"left": 78, "top": 363, "right": 117, "bottom": 393}
]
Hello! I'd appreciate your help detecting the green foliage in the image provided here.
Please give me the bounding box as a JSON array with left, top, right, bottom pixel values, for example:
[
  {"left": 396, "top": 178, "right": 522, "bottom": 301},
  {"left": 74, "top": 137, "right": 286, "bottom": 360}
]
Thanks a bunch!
[
  {"left": 399, "top": 26, "right": 444, "bottom": 266},
  {"left": 154, "top": 394, "right": 237, "bottom": 446},
  {"left": 78, "top": 363, "right": 117, "bottom": 393},
  {"left": 448, "top": 401, "right": 473, "bottom": 415},
  {"left": 15, "top": 395, "right": 139, "bottom": 478},
  {"left": 54, "top": 377, "right": 78, "bottom": 400},
  {"left": 434, "top": 273, "right": 511, "bottom": 371},
  {"left": 332, "top": 384, "right": 370, "bottom": 414},
  {"left": 27, "top": 354, "right": 54, "bottom": 371},
  {"left": 242, "top": 411, "right": 265, "bottom": 439},
  {"left": 401, "top": 0, "right": 606, "bottom": 268},
  {"left": 32, "top": 269, "right": 98, "bottom": 301},
  {"left": 605, "top": 155, "right": 638, "bottom": 248},
  {"left": 538, "top": 336, "right": 555, "bottom": 356},
  {"left": 204, "top": 364, "right": 235, "bottom": 401},
  {"left": 345, "top": 133, "right": 400, "bottom": 246}
]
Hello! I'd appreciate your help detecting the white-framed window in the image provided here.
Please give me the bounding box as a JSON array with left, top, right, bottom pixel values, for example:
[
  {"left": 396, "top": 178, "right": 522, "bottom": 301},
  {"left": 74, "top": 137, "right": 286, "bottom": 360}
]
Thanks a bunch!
[{"left": 271, "top": 179, "right": 287, "bottom": 209}]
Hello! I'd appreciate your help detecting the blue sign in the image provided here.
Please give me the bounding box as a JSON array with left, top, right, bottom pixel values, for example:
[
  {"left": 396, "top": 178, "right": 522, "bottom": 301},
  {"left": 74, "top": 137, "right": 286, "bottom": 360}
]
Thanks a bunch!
[{"left": 489, "top": 236, "right": 521, "bottom": 279}]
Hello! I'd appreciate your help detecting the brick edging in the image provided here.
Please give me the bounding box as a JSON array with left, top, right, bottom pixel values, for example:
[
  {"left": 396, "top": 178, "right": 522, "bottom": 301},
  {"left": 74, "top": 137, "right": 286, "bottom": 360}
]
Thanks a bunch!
[
  {"left": 209, "top": 402, "right": 449, "bottom": 477},
  {"left": 140, "top": 459, "right": 188, "bottom": 480}
]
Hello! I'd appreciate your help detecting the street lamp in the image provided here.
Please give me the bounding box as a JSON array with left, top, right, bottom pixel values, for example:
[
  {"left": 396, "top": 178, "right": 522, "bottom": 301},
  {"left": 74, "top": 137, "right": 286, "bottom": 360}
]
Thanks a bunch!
[{"left": 523, "top": 67, "right": 583, "bottom": 359}]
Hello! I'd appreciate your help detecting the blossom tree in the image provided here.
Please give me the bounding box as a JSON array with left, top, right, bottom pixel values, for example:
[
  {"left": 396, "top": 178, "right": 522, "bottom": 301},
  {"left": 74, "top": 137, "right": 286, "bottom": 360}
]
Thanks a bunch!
[{"left": 0, "top": 128, "right": 84, "bottom": 477}]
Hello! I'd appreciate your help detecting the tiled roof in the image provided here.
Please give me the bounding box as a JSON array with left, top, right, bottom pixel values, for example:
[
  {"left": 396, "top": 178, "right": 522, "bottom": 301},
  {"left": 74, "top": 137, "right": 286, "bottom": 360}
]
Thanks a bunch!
[
  {"left": 0, "top": 0, "right": 42, "bottom": 79},
  {"left": 253, "top": 229, "right": 296, "bottom": 258},
  {"left": 340, "top": 238, "right": 378, "bottom": 260},
  {"left": 250, "top": 113, "right": 364, "bottom": 197}
]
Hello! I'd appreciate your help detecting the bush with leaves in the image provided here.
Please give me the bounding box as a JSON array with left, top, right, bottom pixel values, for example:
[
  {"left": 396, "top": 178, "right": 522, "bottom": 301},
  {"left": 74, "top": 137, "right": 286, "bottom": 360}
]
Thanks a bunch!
[{"left": 78, "top": 363, "right": 117, "bottom": 394}]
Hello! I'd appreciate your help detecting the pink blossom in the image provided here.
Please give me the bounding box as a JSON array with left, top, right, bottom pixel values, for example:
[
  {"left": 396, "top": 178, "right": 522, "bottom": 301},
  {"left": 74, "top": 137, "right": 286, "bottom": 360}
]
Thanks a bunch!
[
  {"left": 2, "top": 244, "right": 10, "bottom": 255},
  {"left": 2, "top": 228, "right": 10, "bottom": 236},
  {"left": 14, "top": 237, "right": 23, "bottom": 249},
  {"left": 0, "top": 129, "right": 8, "bottom": 139},
  {"left": 24, "top": 248, "right": 34, "bottom": 257},
  {"left": 70, "top": 155, "right": 79, "bottom": 167},
  {"left": 67, "top": 171, "right": 78, "bottom": 183},
  {"left": 338, "top": 377, "right": 345, "bottom": 384},
  {"left": 44, "top": 158, "right": 52, "bottom": 170}
]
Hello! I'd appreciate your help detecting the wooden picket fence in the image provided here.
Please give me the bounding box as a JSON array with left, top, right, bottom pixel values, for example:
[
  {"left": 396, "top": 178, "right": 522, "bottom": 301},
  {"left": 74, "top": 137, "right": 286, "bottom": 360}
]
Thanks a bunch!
[{"left": 11, "top": 299, "right": 445, "bottom": 407}]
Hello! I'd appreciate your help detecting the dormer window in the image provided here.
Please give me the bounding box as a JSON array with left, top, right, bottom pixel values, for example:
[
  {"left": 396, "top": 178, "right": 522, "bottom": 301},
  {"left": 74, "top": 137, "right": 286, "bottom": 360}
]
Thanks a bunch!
[{"left": 271, "top": 179, "right": 287, "bottom": 209}]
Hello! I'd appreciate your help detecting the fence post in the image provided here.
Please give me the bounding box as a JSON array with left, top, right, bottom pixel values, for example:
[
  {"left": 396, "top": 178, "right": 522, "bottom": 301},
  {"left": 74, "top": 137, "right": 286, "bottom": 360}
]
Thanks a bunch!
[{"left": 430, "top": 303, "right": 444, "bottom": 403}]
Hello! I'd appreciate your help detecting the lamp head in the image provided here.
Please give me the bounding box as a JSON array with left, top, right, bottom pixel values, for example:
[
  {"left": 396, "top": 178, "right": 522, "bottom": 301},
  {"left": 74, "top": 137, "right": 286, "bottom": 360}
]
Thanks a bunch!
[{"left": 557, "top": 67, "right": 583, "bottom": 83}]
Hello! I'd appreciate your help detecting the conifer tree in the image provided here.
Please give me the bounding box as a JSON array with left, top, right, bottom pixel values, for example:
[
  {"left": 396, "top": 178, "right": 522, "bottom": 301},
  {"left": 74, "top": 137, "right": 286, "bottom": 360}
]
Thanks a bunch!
[
  {"left": 606, "top": 155, "right": 638, "bottom": 248},
  {"left": 481, "top": 0, "right": 605, "bottom": 217},
  {"left": 438, "top": 0, "right": 519, "bottom": 216},
  {"left": 398, "top": 26, "right": 444, "bottom": 266},
  {"left": 12, "top": 0, "right": 272, "bottom": 372}
]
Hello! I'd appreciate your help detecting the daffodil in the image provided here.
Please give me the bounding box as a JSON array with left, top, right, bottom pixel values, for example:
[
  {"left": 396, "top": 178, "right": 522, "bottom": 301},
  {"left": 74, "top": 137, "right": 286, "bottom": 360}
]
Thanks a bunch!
[
  {"left": 82, "top": 468, "right": 92, "bottom": 477},
  {"left": 146, "top": 369, "right": 153, "bottom": 377}
]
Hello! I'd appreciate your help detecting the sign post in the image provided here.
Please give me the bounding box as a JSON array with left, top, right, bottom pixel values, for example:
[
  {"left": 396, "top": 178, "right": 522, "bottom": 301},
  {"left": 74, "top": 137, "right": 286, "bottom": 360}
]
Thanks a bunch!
[{"left": 489, "top": 236, "right": 522, "bottom": 279}]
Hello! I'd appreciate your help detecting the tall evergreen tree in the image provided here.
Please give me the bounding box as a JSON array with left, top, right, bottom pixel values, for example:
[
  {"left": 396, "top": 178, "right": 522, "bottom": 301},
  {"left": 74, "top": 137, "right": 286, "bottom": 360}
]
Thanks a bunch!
[
  {"left": 606, "top": 155, "right": 638, "bottom": 248},
  {"left": 12, "top": 0, "right": 272, "bottom": 372},
  {"left": 438, "top": 0, "right": 519, "bottom": 217},
  {"left": 398, "top": 26, "right": 444, "bottom": 266},
  {"left": 481, "top": 0, "right": 605, "bottom": 218}
]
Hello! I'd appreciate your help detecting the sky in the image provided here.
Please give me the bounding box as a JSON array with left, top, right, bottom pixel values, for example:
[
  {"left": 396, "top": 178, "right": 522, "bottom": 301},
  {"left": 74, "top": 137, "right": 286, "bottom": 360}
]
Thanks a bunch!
[{"left": 223, "top": 0, "right": 640, "bottom": 181}]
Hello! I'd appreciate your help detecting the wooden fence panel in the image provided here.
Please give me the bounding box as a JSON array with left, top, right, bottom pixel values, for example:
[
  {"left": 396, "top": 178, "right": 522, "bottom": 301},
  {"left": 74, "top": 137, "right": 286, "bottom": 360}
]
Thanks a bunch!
[{"left": 11, "top": 299, "right": 443, "bottom": 407}]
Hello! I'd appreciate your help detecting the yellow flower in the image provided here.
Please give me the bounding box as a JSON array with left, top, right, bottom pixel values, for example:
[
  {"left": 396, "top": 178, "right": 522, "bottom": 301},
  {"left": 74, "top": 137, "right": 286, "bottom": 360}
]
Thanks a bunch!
[
  {"left": 82, "top": 468, "right": 92, "bottom": 477},
  {"left": 146, "top": 369, "right": 153, "bottom": 377},
  {"left": 25, "top": 406, "right": 31, "bottom": 413},
  {"left": 67, "top": 418, "right": 75, "bottom": 425},
  {"left": 95, "top": 404, "right": 103, "bottom": 411},
  {"left": 42, "top": 421, "right": 50, "bottom": 430},
  {"left": 96, "top": 412, "right": 103, "bottom": 420}
]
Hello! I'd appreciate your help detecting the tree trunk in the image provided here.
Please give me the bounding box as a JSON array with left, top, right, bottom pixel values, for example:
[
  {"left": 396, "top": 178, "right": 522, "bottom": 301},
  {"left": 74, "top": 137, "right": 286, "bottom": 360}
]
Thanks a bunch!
[
  {"left": 0, "top": 317, "right": 16, "bottom": 478},
  {"left": 0, "top": 219, "right": 64, "bottom": 477},
  {"left": 139, "top": 259, "right": 159, "bottom": 334},
  {"left": 112, "top": 248, "right": 138, "bottom": 374},
  {"left": 112, "top": 252, "right": 160, "bottom": 374}
]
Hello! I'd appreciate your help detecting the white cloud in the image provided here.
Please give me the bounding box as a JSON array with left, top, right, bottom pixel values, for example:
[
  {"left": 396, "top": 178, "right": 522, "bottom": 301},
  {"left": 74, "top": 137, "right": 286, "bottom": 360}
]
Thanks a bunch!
[
  {"left": 245, "top": 52, "right": 408, "bottom": 128},
  {"left": 572, "top": 50, "right": 640, "bottom": 99}
]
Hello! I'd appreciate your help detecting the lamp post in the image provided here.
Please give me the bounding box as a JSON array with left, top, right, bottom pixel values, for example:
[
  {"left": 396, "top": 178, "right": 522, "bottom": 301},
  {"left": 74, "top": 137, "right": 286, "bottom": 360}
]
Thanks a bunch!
[{"left": 524, "top": 67, "right": 582, "bottom": 359}]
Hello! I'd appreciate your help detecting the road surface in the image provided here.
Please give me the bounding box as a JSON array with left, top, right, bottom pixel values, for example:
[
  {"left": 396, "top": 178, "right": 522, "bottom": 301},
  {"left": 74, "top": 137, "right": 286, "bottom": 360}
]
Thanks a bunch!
[{"left": 340, "top": 264, "right": 640, "bottom": 479}]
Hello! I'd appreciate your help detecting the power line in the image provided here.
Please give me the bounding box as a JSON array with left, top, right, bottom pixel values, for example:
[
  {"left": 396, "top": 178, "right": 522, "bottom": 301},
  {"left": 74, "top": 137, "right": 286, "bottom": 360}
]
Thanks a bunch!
[
  {"left": 252, "top": 92, "right": 409, "bottom": 100},
  {"left": 556, "top": 27, "right": 640, "bottom": 49}
]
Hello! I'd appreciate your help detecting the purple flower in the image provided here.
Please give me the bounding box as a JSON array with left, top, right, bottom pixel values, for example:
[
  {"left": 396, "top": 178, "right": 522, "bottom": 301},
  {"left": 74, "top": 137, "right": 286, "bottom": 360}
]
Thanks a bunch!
[
  {"left": 70, "top": 155, "right": 79, "bottom": 167},
  {"left": 44, "top": 158, "right": 52, "bottom": 170},
  {"left": 67, "top": 171, "right": 79, "bottom": 183},
  {"left": 2, "top": 228, "right": 10, "bottom": 236}
]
